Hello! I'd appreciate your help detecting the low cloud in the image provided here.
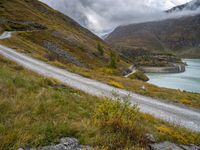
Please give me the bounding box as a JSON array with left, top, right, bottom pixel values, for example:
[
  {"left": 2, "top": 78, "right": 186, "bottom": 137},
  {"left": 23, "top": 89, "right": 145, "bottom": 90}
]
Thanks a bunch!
[{"left": 40, "top": 0, "right": 199, "bottom": 36}]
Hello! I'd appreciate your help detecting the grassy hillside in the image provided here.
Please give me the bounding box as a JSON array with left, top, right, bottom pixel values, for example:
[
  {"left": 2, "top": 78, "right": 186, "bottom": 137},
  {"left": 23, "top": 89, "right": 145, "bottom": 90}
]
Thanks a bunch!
[
  {"left": 106, "top": 14, "right": 200, "bottom": 58},
  {"left": 1, "top": 0, "right": 200, "bottom": 110},
  {"left": 0, "top": 0, "right": 129, "bottom": 72},
  {"left": 0, "top": 56, "right": 200, "bottom": 149}
]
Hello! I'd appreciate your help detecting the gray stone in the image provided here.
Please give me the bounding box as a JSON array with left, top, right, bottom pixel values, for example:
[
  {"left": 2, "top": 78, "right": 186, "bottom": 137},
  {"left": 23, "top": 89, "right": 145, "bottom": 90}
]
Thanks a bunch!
[
  {"left": 146, "top": 134, "right": 156, "bottom": 143},
  {"left": 60, "top": 137, "right": 80, "bottom": 149},
  {"left": 22, "top": 137, "right": 92, "bottom": 150},
  {"left": 180, "top": 144, "right": 200, "bottom": 150},
  {"left": 149, "top": 141, "right": 183, "bottom": 150},
  {"left": 40, "top": 144, "right": 68, "bottom": 150}
]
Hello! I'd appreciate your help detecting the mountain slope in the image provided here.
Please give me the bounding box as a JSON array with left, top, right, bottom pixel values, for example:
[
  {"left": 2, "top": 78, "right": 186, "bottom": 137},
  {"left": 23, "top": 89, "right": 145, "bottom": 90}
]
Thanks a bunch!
[
  {"left": 106, "top": 13, "right": 200, "bottom": 59},
  {"left": 166, "top": 0, "right": 200, "bottom": 12},
  {"left": 0, "top": 0, "right": 129, "bottom": 74}
]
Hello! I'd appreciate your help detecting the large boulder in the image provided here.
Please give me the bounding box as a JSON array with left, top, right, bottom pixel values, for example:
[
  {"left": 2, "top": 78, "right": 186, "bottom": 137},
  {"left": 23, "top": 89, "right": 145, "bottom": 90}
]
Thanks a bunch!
[{"left": 18, "top": 137, "right": 92, "bottom": 150}]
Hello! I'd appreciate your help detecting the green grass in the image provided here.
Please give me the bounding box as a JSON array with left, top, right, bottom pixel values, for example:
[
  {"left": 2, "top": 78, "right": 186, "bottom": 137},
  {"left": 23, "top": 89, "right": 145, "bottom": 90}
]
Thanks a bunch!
[{"left": 0, "top": 55, "right": 200, "bottom": 150}]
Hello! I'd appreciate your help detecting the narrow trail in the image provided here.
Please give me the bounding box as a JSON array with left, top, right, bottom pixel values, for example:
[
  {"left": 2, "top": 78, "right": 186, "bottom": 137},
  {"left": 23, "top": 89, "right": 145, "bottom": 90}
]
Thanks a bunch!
[{"left": 0, "top": 32, "right": 200, "bottom": 132}]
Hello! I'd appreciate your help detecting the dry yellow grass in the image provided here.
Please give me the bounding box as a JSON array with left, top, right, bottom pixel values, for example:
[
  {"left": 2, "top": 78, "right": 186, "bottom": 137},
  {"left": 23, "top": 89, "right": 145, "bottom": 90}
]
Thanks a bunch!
[{"left": 109, "top": 81, "right": 124, "bottom": 89}]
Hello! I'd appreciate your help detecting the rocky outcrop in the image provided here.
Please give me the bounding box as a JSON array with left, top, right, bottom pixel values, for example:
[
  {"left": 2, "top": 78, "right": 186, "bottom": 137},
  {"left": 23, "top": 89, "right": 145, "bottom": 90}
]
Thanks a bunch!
[
  {"left": 140, "top": 63, "right": 185, "bottom": 73},
  {"left": 43, "top": 41, "right": 85, "bottom": 68},
  {"left": 18, "top": 137, "right": 92, "bottom": 150},
  {"left": 0, "top": 18, "right": 47, "bottom": 31}
]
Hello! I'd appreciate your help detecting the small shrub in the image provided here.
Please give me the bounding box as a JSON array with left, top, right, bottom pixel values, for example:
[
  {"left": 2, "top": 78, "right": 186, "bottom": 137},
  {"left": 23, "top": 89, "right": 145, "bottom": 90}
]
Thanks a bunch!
[
  {"left": 108, "top": 52, "right": 117, "bottom": 69},
  {"left": 92, "top": 96, "right": 148, "bottom": 148},
  {"left": 157, "top": 126, "right": 172, "bottom": 135},
  {"left": 109, "top": 81, "right": 124, "bottom": 89},
  {"left": 43, "top": 77, "right": 61, "bottom": 87},
  {"left": 97, "top": 43, "right": 104, "bottom": 56},
  {"left": 180, "top": 99, "right": 192, "bottom": 106},
  {"left": 11, "top": 65, "right": 24, "bottom": 71}
]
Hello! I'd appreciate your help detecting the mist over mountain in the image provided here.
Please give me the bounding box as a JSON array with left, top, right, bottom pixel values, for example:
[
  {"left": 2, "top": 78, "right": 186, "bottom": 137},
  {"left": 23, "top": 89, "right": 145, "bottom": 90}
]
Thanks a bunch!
[
  {"left": 40, "top": 0, "right": 192, "bottom": 35},
  {"left": 106, "top": 0, "right": 200, "bottom": 59},
  {"left": 167, "top": 0, "right": 200, "bottom": 12}
]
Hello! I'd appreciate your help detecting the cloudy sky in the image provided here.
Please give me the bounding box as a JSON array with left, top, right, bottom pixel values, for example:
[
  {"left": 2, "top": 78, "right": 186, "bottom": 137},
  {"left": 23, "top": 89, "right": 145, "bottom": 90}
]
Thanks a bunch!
[{"left": 40, "top": 0, "right": 192, "bottom": 35}]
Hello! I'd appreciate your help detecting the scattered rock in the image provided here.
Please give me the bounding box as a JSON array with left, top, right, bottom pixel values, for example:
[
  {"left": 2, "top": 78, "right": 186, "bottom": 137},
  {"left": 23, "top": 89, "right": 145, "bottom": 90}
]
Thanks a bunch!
[
  {"left": 60, "top": 137, "right": 79, "bottom": 149},
  {"left": 179, "top": 144, "right": 200, "bottom": 150},
  {"left": 146, "top": 134, "right": 156, "bottom": 143},
  {"left": 19, "top": 137, "right": 92, "bottom": 150},
  {"left": 149, "top": 141, "right": 200, "bottom": 150},
  {"left": 23, "top": 21, "right": 47, "bottom": 30},
  {"left": 0, "top": 18, "right": 47, "bottom": 31},
  {"left": 149, "top": 141, "right": 183, "bottom": 150},
  {"left": 141, "top": 85, "right": 146, "bottom": 90}
]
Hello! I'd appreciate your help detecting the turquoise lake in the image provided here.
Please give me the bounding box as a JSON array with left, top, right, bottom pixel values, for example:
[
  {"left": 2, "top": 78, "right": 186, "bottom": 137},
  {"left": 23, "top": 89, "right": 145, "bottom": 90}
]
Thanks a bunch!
[{"left": 146, "top": 59, "right": 200, "bottom": 93}]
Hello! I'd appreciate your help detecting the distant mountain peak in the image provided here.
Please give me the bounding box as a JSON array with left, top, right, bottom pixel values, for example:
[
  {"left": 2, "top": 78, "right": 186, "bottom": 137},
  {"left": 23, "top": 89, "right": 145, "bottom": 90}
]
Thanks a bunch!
[{"left": 166, "top": 0, "right": 200, "bottom": 13}]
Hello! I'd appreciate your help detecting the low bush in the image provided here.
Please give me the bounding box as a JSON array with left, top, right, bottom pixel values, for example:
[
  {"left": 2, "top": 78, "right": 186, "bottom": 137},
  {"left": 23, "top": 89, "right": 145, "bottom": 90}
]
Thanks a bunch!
[
  {"left": 97, "top": 43, "right": 104, "bottom": 56},
  {"left": 42, "top": 77, "right": 61, "bottom": 87},
  {"left": 92, "top": 96, "right": 148, "bottom": 149},
  {"left": 180, "top": 99, "right": 192, "bottom": 106},
  {"left": 108, "top": 52, "right": 117, "bottom": 69}
]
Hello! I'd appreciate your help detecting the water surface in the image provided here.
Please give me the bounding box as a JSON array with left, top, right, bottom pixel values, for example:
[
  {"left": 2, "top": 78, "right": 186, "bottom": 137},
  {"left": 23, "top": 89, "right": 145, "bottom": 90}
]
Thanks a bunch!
[{"left": 146, "top": 59, "right": 200, "bottom": 93}]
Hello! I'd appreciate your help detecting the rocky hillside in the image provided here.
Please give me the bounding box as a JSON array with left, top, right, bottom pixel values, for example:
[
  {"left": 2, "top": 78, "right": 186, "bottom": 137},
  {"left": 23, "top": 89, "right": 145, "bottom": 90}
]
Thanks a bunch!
[
  {"left": 106, "top": 2, "right": 200, "bottom": 59},
  {"left": 0, "top": 0, "right": 129, "bottom": 73}
]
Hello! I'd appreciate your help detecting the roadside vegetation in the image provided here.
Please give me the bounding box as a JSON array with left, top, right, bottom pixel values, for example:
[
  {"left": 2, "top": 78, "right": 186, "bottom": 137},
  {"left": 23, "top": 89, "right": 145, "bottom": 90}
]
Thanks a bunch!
[{"left": 0, "top": 56, "right": 200, "bottom": 150}]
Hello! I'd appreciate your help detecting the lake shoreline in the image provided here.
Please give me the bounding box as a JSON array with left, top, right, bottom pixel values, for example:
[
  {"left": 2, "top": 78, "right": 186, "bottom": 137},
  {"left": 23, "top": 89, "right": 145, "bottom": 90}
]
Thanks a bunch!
[
  {"left": 140, "top": 63, "right": 185, "bottom": 73},
  {"left": 146, "top": 59, "right": 200, "bottom": 93}
]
